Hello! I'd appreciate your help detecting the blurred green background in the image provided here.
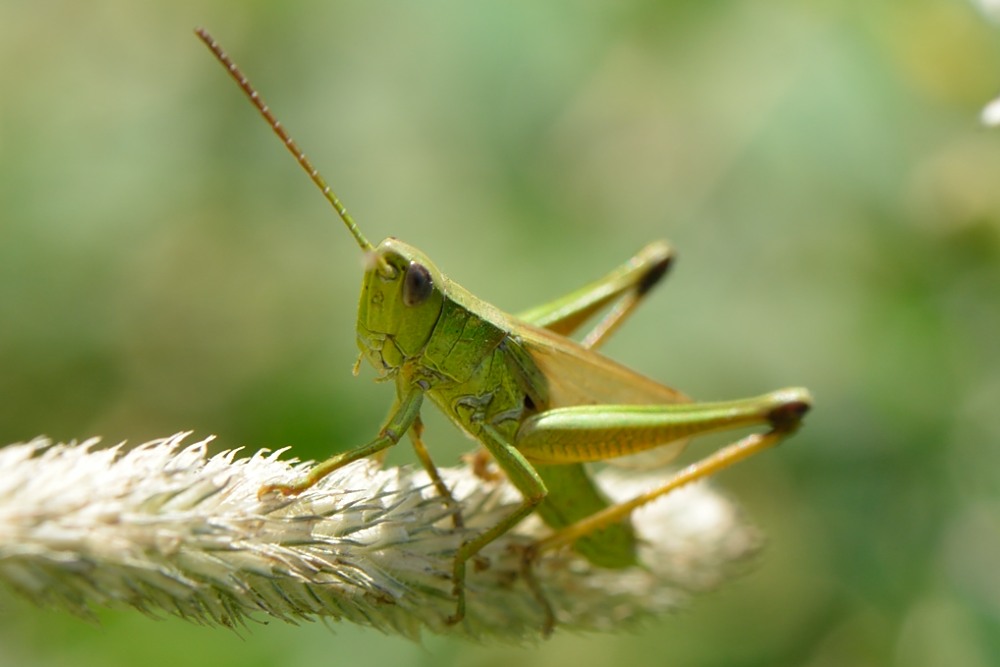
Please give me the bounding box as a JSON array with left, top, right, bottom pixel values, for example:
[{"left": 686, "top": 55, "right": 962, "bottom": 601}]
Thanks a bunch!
[{"left": 2, "top": 1, "right": 1000, "bottom": 665}]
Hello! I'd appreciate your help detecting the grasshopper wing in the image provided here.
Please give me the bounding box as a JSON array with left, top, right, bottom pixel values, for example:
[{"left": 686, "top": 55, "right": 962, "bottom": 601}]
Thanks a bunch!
[
  {"left": 517, "top": 324, "right": 688, "bottom": 405},
  {"left": 509, "top": 320, "right": 692, "bottom": 468}
]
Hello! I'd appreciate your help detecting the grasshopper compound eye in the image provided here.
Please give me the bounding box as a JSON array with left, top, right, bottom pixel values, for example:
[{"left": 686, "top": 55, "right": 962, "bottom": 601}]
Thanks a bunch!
[{"left": 402, "top": 262, "right": 433, "bottom": 306}]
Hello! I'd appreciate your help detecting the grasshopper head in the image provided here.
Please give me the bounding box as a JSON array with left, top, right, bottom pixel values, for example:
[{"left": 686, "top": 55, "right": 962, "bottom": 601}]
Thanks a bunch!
[{"left": 356, "top": 237, "right": 446, "bottom": 372}]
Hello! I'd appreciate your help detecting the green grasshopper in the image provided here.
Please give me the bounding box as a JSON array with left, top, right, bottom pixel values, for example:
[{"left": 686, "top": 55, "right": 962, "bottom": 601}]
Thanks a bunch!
[{"left": 196, "top": 28, "right": 812, "bottom": 633}]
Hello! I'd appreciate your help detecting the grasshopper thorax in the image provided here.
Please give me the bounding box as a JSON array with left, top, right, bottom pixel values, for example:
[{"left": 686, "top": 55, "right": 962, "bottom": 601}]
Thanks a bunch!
[{"left": 357, "top": 237, "right": 446, "bottom": 372}]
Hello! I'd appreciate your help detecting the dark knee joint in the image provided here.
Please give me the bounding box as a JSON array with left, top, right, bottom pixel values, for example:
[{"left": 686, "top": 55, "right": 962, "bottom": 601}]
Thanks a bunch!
[
  {"left": 766, "top": 390, "right": 812, "bottom": 433},
  {"left": 636, "top": 241, "right": 675, "bottom": 296}
]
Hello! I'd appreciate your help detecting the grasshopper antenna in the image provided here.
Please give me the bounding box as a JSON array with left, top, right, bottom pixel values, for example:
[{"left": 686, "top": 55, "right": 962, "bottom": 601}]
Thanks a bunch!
[{"left": 194, "top": 28, "right": 374, "bottom": 253}]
